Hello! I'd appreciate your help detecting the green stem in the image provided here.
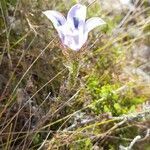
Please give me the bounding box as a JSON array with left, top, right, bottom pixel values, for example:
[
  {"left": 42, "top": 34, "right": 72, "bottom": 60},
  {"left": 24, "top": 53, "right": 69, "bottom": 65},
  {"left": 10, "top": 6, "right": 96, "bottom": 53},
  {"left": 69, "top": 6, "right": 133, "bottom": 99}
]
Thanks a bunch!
[{"left": 67, "top": 60, "right": 80, "bottom": 89}]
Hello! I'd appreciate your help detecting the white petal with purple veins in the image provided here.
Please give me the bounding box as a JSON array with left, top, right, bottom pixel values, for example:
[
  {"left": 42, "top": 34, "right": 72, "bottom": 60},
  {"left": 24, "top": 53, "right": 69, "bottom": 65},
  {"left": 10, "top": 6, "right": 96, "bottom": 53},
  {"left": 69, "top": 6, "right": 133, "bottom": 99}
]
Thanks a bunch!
[
  {"left": 67, "top": 4, "right": 86, "bottom": 30},
  {"left": 85, "top": 17, "right": 106, "bottom": 33},
  {"left": 64, "top": 35, "right": 79, "bottom": 51},
  {"left": 61, "top": 28, "right": 80, "bottom": 51},
  {"left": 43, "top": 10, "right": 66, "bottom": 29},
  {"left": 58, "top": 23, "right": 87, "bottom": 51}
]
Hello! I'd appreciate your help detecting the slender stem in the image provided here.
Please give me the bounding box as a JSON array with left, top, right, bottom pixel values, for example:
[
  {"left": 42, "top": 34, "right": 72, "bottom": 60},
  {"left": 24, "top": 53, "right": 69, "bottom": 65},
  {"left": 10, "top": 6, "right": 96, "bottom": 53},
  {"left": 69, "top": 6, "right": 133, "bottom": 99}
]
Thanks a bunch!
[{"left": 67, "top": 60, "right": 80, "bottom": 89}]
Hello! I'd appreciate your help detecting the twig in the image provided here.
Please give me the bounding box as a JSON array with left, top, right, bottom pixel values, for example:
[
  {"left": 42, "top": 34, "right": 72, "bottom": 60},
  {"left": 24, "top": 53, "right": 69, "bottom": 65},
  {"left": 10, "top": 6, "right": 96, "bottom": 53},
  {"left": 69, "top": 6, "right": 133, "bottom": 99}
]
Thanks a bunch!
[
  {"left": 94, "top": 119, "right": 127, "bottom": 145},
  {"left": 138, "top": 128, "right": 150, "bottom": 142},
  {"left": 119, "top": 128, "right": 150, "bottom": 149},
  {"left": 119, "top": 135, "right": 141, "bottom": 150}
]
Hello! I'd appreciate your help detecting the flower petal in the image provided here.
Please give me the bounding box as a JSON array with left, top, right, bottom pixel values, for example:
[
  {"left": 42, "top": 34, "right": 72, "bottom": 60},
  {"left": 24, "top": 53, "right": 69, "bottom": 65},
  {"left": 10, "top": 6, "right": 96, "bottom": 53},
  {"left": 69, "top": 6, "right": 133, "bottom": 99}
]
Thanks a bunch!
[
  {"left": 64, "top": 35, "right": 80, "bottom": 51},
  {"left": 80, "top": 32, "right": 88, "bottom": 48},
  {"left": 56, "top": 22, "right": 73, "bottom": 44},
  {"left": 57, "top": 30, "right": 65, "bottom": 43},
  {"left": 67, "top": 4, "right": 86, "bottom": 29},
  {"left": 62, "top": 31, "right": 88, "bottom": 51},
  {"left": 85, "top": 17, "right": 106, "bottom": 33},
  {"left": 43, "top": 10, "right": 66, "bottom": 29}
]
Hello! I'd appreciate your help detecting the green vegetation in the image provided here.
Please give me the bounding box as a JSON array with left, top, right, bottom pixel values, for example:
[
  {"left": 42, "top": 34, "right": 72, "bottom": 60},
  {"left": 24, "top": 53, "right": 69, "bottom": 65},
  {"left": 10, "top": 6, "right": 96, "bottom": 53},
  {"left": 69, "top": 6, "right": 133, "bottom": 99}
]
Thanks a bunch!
[{"left": 0, "top": 0, "right": 149, "bottom": 149}]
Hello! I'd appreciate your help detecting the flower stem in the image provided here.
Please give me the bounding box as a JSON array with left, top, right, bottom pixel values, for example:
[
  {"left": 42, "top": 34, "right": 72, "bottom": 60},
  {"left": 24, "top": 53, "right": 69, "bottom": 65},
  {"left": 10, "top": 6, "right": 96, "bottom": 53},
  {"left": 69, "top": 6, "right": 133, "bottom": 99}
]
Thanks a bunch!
[{"left": 67, "top": 60, "right": 80, "bottom": 89}]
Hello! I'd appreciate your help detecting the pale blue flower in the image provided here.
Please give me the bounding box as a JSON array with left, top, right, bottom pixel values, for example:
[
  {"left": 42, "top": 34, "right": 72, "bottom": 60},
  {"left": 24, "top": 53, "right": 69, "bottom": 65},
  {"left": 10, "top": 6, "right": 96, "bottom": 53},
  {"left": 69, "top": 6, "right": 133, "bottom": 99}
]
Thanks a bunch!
[{"left": 43, "top": 4, "right": 106, "bottom": 51}]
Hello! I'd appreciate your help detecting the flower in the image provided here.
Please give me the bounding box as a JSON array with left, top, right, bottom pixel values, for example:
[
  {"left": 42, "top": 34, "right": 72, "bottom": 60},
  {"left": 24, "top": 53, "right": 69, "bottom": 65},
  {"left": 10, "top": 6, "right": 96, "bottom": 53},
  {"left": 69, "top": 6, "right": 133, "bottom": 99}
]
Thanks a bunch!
[{"left": 43, "top": 4, "right": 106, "bottom": 51}]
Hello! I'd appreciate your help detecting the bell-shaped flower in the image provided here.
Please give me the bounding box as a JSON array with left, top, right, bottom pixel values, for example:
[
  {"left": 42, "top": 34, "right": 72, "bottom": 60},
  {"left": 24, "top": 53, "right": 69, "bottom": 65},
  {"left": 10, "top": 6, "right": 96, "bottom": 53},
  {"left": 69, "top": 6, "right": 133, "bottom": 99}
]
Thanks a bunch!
[{"left": 43, "top": 4, "right": 106, "bottom": 51}]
